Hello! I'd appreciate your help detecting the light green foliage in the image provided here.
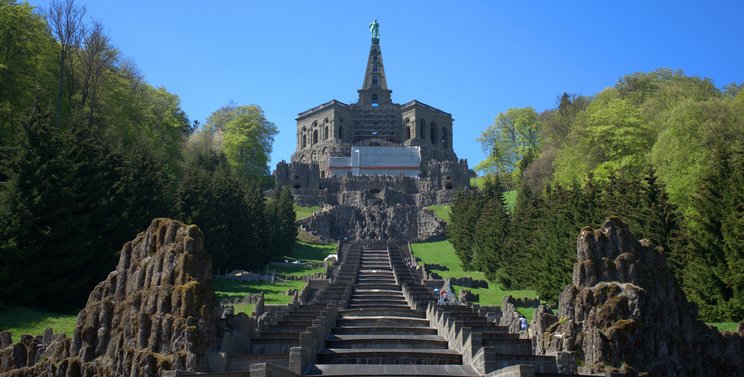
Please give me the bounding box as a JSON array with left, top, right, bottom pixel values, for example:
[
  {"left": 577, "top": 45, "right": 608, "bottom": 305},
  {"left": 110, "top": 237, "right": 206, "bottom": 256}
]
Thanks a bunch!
[
  {"left": 476, "top": 107, "right": 541, "bottom": 175},
  {"left": 554, "top": 89, "right": 652, "bottom": 184},
  {"left": 295, "top": 204, "right": 321, "bottom": 220},
  {"left": 410, "top": 240, "right": 537, "bottom": 306},
  {"left": 503, "top": 190, "right": 517, "bottom": 212},
  {"left": 470, "top": 176, "right": 485, "bottom": 189},
  {"left": 425, "top": 204, "right": 451, "bottom": 223},
  {"left": 0, "top": 306, "right": 77, "bottom": 342},
  {"left": 650, "top": 97, "right": 743, "bottom": 218},
  {"left": 206, "top": 104, "right": 278, "bottom": 180},
  {"left": 0, "top": 0, "right": 56, "bottom": 143},
  {"left": 706, "top": 322, "right": 739, "bottom": 333}
]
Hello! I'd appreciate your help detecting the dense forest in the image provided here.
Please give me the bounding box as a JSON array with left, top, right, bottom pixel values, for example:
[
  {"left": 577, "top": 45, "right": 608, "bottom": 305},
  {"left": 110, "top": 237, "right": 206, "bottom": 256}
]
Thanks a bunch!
[
  {"left": 452, "top": 71, "right": 744, "bottom": 322},
  {"left": 0, "top": 0, "right": 295, "bottom": 311}
]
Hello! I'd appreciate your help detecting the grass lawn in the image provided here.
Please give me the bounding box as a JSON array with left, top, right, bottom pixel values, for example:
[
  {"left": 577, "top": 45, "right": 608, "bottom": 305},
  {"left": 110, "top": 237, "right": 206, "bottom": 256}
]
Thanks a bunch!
[
  {"left": 216, "top": 239, "right": 336, "bottom": 314},
  {"left": 0, "top": 306, "right": 77, "bottom": 342},
  {"left": 295, "top": 204, "right": 321, "bottom": 220},
  {"left": 410, "top": 240, "right": 537, "bottom": 309},
  {"left": 425, "top": 204, "right": 451, "bottom": 223},
  {"left": 268, "top": 241, "right": 337, "bottom": 277},
  {"left": 707, "top": 322, "right": 739, "bottom": 333},
  {"left": 213, "top": 278, "right": 308, "bottom": 315}
]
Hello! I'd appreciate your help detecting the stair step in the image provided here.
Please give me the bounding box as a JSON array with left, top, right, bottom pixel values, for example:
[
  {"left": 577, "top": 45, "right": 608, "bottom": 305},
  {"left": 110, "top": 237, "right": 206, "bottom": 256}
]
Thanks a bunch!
[
  {"left": 326, "top": 334, "right": 449, "bottom": 349},
  {"left": 316, "top": 348, "right": 462, "bottom": 365},
  {"left": 332, "top": 326, "right": 438, "bottom": 335},
  {"left": 304, "top": 364, "right": 480, "bottom": 376}
]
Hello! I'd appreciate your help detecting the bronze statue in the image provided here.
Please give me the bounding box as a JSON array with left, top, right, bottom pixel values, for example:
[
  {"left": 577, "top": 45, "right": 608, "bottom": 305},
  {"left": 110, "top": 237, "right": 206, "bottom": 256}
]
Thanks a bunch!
[{"left": 369, "top": 18, "right": 380, "bottom": 39}]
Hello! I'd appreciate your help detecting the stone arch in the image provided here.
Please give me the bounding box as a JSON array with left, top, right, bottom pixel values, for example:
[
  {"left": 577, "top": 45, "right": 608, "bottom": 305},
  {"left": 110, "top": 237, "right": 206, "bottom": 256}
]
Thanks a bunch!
[
  {"left": 430, "top": 122, "right": 438, "bottom": 144},
  {"left": 419, "top": 118, "right": 425, "bottom": 139},
  {"left": 371, "top": 94, "right": 379, "bottom": 107},
  {"left": 324, "top": 126, "right": 329, "bottom": 140},
  {"left": 338, "top": 125, "right": 344, "bottom": 139},
  {"left": 321, "top": 170, "right": 326, "bottom": 178},
  {"left": 302, "top": 134, "right": 306, "bottom": 148},
  {"left": 406, "top": 126, "right": 411, "bottom": 140},
  {"left": 442, "top": 126, "right": 448, "bottom": 147},
  {"left": 312, "top": 129, "right": 318, "bottom": 144}
]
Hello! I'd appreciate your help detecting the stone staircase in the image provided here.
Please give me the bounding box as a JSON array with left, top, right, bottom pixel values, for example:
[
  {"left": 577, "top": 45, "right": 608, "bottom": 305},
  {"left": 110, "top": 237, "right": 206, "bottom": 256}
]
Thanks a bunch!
[
  {"left": 167, "top": 241, "right": 582, "bottom": 377},
  {"left": 304, "top": 246, "right": 480, "bottom": 377}
]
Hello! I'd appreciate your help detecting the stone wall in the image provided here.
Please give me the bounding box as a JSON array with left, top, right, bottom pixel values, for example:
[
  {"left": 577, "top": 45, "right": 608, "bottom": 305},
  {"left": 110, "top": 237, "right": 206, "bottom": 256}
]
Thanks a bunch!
[
  {"left": 276, "top": 159, "right": 470, "bottom": 206},
  {"left": 531, "top": 218, "right": 744, "bottom": 376},
  {"left": 297, "top": 204, "right": 445, "bottom": 242}
]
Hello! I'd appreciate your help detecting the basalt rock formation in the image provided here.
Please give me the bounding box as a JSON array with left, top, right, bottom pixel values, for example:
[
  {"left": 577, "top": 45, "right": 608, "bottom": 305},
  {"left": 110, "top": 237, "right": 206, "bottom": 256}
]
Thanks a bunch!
[
  {"left": 0, "top": 218, "right": 217, "bottom": 377},
  {"left": 297, "top": 203, "right": 445, "bottom": 242},
  {"left": 532, "top": 218, "right": 744, "bottom": 376}
]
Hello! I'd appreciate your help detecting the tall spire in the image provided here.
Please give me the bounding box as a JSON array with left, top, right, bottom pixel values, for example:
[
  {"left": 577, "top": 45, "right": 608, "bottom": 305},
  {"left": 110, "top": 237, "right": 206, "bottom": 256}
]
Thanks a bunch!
[{"left": 358, "top": 20, "right": 392, "bottom": 107}]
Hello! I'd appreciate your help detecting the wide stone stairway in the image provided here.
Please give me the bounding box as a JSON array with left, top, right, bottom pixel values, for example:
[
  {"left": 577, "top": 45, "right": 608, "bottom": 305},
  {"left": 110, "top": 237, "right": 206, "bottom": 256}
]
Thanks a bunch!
[
  {"left": 173, "top": 241, "right": 570, "bottom": 377},
  {"left": 304, "top": 246, "right": 480, "bottom": 377}
]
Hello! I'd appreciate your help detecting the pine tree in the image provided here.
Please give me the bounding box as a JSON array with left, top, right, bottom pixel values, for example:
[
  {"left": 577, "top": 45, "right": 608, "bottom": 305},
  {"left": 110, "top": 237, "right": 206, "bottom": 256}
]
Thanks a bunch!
[
  {"left": 683, "top": 148, "right": 730, "bottom": 320},
  {"left": 267, "top": 187, "right": 297, "bottom": 260},
  {"left": 449, "top": 188, "right": 482, "bottom": 270},
  {"left": 503, "top": 181, "right": 544, "bottom": 288},
  {"left": 721, "top": 152, "right": 744, "bottom": 319},
  {"left": 0, "top": 115, "right": 134, "bottom": 309},
  {"left": 473, "top": 178, "right": 510, "bottom": 281}
]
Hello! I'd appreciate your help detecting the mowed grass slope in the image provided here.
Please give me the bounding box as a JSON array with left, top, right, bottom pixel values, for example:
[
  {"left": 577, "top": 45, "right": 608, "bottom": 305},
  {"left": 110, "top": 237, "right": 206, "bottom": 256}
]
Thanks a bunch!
[
  {"left": 295, "top": 204, "right": 321, "bottom": 220},
  {"left": 0, "top": 306, "right": 77, "bottom": 342},
  {"left": 270, "top": 240, "right": 337, "bottom": 277},
  {"left": 213, "top": 278, "right": 308, "bottom": 315},
  {"left": 410, "top": 240, "right": 537, "bottom": 306}
]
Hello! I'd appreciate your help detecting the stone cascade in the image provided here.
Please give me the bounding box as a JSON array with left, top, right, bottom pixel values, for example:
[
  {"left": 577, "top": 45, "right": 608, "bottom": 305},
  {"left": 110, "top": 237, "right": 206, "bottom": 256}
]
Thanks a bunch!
[{"left": 304, "top": 245, "right": 480, "bottom": 377}]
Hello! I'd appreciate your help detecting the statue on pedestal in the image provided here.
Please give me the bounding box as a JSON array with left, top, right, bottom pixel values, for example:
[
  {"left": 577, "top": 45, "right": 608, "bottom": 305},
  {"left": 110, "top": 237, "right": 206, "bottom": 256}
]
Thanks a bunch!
[{"left": 369, "top": 19, "right": 380, "bottom": 39}]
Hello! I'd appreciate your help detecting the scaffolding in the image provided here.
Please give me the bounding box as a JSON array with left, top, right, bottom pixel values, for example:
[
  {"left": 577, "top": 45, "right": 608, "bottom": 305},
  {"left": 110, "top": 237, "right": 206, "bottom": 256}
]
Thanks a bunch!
[
  {"left": 348, "top": 104, "right": 399, "bottom": 144},
  {"left": 328, "top": 146, "right": 421, "bottom": 177}
]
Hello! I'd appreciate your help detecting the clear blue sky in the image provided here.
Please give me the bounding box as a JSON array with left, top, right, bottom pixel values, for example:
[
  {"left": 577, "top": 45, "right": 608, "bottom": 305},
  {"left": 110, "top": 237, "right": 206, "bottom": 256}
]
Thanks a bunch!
[{"left": 29, "top": 1, "right": 744, "bottom": 169}]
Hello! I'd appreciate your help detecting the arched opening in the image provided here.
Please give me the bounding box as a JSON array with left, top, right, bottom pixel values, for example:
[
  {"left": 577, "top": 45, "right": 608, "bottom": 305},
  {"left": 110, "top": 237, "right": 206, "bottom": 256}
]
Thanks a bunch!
[
  {"left": 372, "top": 76, "right": 379, "bottom": 87},
  {"left": 293, "top": 184, "right": 301, "bottom": 189},
  {"left": 370, "top": 215, "right": 376, "bottom": 222},
  {"left": 372, "top": 64, "right": 378, "bottom": 73},
  {"left": 324, "top": 126, "right": 329, "bottom": 140},
  {"left": 369, "top": 188, "right": 381, "bottom": 194},
  {"left": 430, "top": 122, "right": 438, "bottom": 144},
  {"left": 338, "top": 125, "right": 343, "bottom": 139},
  {"left": 372, "top": 55, "right": 378, "bottom": 62},
  {"left": 371, "top": 94, "right": 379, "bottom": 107},
  {"left": 312, "top": 130, "right": 318, "bottom": 144},
  {"left": 302, "top": 135, "right": 306, "bottom": 148},
  {"left": 321, "top": 170, "right": 326, "bottom": 178},
  {"left": 445, "top": 182, "right": 453, "bottom": 190},
  {"left": 419, "top": 118, "right": 425, "bottom": 139},
  {"left": 442, "top": 127, "right": 448, "bottom": 147},
  {"left": 406, "top": 126, "right": 411, "bottom": 140}
]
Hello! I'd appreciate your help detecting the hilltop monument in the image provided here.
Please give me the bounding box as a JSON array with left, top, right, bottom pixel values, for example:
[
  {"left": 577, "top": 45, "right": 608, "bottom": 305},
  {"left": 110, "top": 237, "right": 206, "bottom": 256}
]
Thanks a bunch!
[{"left": 275, "top": 21, "right": 470, "bottom": 239}]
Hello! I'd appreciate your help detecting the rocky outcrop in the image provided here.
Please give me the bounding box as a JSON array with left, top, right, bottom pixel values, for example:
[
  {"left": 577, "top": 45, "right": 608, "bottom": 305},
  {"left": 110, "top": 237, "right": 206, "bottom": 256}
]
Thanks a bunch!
[
  {"left": 532, "top": 218, "right": 744, "bottom": 376},
  {"left": 0, "top": 218, "right": 217, "bottom": 376},
  {"left": 298, "top": 203, "right": 445, "bottom": 242}
]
